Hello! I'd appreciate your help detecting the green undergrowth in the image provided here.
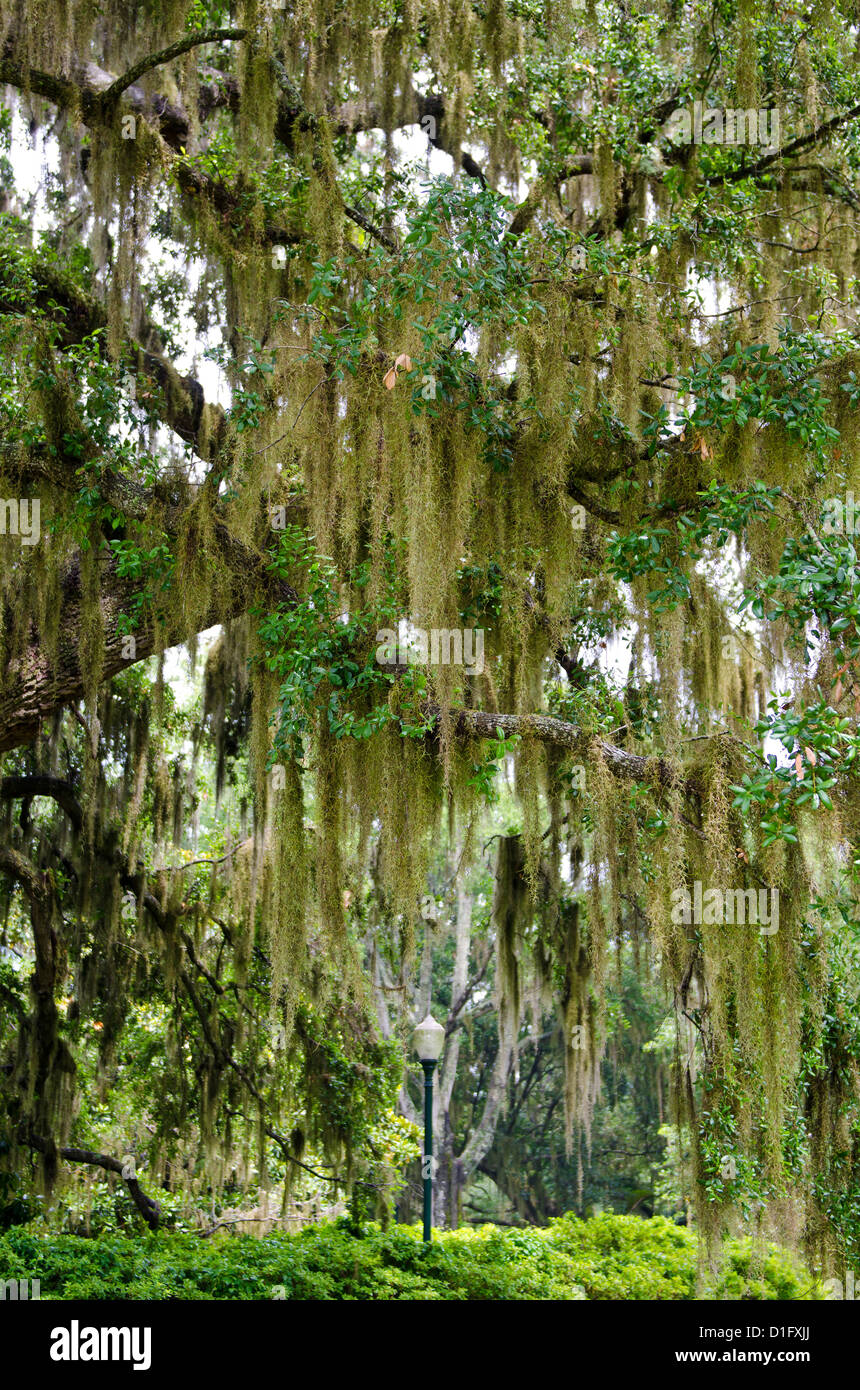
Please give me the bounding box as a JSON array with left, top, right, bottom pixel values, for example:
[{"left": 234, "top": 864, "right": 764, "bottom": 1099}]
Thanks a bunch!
[{"left": 0, "top": 1213, "right": 823, "bottom": 1300}]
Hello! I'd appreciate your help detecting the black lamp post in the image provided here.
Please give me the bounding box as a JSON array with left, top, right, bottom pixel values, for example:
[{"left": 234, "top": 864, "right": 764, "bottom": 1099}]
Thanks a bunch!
[{"left": 412, "top": 1013, "right": 445, "bottom": 1242}]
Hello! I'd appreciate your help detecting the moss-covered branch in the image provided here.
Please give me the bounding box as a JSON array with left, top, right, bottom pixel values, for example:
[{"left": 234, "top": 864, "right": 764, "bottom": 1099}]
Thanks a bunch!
[
  {"left": 101, "top": 27, "right": 248, "bottom": 105},
  {"left": 0, "top": 255, "right": 227, "bottom": 463},
  {"left": 423, "top": 705, "right": 692, "bottom": 793},
  {"left": 0, "top": 542, "right": 294, "bottom": 755},
  {"left": 711, "top": 100, "right": 860, "bottom": 185}
]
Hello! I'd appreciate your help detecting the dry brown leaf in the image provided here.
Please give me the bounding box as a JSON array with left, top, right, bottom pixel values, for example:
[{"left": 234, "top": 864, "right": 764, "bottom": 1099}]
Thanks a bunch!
[{"left": 383, "top": 367, "right": 397, "bottom": 390}]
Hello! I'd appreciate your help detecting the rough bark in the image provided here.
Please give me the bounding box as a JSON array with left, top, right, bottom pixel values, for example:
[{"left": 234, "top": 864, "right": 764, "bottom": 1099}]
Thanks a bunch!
[
  {"left": 0, "top": 495, "right": 298, "bottom": 754},
  {"left": 425, "top": 704, "right": 693, "bottom": 790}
]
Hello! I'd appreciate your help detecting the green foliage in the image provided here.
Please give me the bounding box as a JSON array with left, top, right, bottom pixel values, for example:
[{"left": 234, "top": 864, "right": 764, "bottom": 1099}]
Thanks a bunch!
[
  {"left": 4, "top": 0, "right": 860, "bottom": 1280},
  {"left": 259, "top": 525, "right": 405, "bottom": 754},
  {"left": 0, "top": 1213, "right": 820, "bottom": 1301}
]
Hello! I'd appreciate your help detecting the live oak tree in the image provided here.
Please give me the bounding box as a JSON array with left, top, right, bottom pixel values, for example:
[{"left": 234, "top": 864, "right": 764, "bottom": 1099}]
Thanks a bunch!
[{"left": 2, "top": 0, "right": 860, "bottom": 1267}]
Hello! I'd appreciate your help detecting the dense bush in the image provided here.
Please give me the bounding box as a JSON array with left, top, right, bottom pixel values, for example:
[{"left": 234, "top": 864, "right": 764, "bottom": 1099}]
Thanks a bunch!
[{"left": 0, "top": 1213, "right": 822, "bottom": 1300}]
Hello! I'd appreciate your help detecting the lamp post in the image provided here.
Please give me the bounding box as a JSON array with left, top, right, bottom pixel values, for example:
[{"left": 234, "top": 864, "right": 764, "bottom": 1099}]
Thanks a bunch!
[{"left": 413, "top": 1013, "right": 445, "bottom": 1242}]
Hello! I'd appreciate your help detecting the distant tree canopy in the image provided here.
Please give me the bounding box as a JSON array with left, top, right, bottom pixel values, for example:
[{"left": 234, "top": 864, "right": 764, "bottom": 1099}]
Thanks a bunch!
[{"left": 1, "top": 0, "right": 860, "bottom": 1264}]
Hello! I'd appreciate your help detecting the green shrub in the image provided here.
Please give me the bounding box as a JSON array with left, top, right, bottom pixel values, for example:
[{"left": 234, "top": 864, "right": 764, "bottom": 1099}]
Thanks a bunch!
[{"left": 0, "top": 1213, "right": 821, "bottom": 1301}]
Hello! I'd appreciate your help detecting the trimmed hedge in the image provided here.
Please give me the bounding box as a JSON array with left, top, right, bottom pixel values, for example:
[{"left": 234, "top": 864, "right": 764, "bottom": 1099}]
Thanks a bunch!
[{"left": 0, "top": 1213, "right": 821, "bottom": 1301}]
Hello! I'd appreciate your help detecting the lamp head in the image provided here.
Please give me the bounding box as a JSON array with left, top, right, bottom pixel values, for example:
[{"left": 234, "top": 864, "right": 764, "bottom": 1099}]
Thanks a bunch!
[{"left": 413, "top": 1013, "right": 445, "bottom": 1062}]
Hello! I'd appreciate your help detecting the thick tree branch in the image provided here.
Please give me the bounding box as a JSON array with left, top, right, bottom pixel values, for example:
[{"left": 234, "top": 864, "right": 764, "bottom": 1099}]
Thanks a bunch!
[
  {"left": 710, "top": 102, "right": 860, "bottom": 185},
  {"left": 21, "top": 1135, "right": 161, "bottom": 1230},
  {"left": 0, "top": 255, "right": 227, "bottom": 463},
  {"left": 0, "top": 539, "right": 295, "bottom": 755},
  {"left": 506, "top": 156, "right": 593, "bottom": 240},
  {"left": 426, "top": 704, "right": 688, "bottom": 792},
  {"left": 0, "top": 776, "right": 83, "bottom": 832}
]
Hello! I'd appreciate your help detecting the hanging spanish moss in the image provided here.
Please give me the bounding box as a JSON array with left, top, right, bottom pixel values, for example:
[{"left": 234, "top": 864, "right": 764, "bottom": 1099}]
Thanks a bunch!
[{"left": 0, "top": 0, "right": 859, "bottom": 1278}]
